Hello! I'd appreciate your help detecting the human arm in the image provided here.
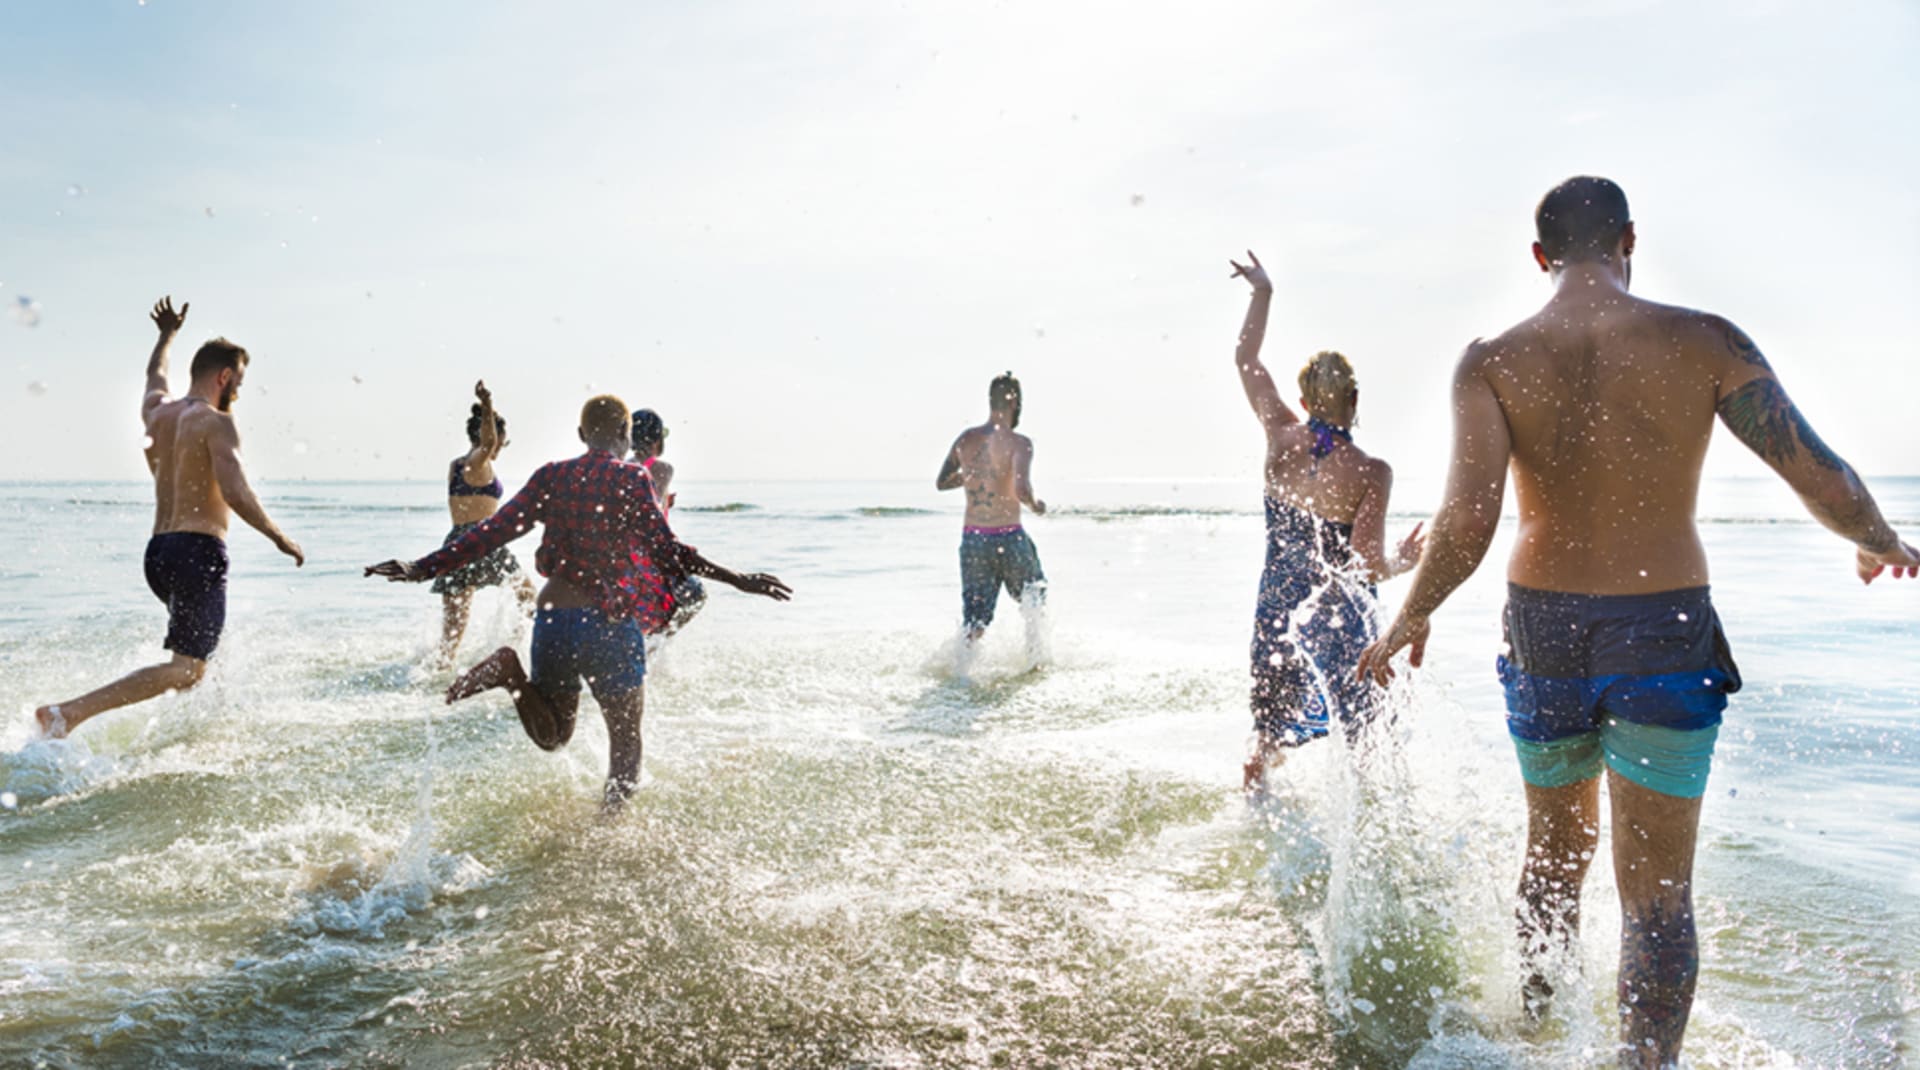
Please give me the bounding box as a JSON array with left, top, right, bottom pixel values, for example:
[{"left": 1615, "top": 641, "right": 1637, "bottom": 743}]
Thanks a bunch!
[
  {"left": 624, "top": 477, "right": 791, "bottom": 601},
  {"left": 1710, "top": 318, "right": 1919, "bottom": 583},
  {"left": 460, "top": 380, "right": 499, "bottom": 486},
  {"left": 1356, "top": 348, "right": 1511, "bottom": 683},
  {"left": 650, "top": 459, "right": 675, "bottom": 504},
  {"left": 935, "top": 437, "right": 965, "bottom": 491},
  {"left": 1227, "top": 251, "right": 1299, "bottom": 433},
  {"left": 208, "top": 417, "right": 304, "bottom": 566},
  {"left": 367, "top": 470, "right": 542, "bottom": 581},
  {"left": 1014, "top": 436, "right": 1046, "bottom": 516},
  {"left": 1349, "top": 462, "right": 1425, "bottom": 583},
  {"left": 142, "top": 296, "right": 189, "bottom": 419}
]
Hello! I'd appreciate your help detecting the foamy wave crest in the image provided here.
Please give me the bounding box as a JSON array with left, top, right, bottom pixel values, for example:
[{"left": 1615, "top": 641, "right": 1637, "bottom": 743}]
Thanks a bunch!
[{"left": 1, "top": 737, "right": 118, "bottom": 806}]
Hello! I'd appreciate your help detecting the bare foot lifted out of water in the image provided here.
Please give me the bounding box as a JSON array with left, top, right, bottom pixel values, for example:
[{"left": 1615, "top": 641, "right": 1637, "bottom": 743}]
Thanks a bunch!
[
  {"left": 33, "top": 705, "right": 67, "bottom": 740},
  {"left": 446, "top": 647, "right": 520, "bottom": 704}
]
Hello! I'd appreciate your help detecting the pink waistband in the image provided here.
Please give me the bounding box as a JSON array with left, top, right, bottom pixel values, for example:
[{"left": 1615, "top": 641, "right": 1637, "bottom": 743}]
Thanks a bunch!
[{"left": 964, "top": 524, "right": 1023, "bottom": 536}]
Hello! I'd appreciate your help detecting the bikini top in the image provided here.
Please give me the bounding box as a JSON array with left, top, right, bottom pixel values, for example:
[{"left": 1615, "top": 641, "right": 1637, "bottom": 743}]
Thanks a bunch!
[{"left": 448, "top": 457, "right": 504, "bottom": 499}]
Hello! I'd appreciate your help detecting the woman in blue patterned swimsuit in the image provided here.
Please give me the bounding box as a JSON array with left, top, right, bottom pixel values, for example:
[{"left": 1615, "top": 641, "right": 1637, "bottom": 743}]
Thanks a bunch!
[
  {"left": 433, "top": 380, "right": 537, "bottom": 666},
  {"left": 1228, "top": 251, "right": 1427, "bottom": 790}
]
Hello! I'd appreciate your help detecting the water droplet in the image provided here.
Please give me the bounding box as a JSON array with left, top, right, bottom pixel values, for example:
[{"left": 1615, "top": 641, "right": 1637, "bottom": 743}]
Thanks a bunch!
[
  {"left": 1129, "top": 193, "right": 1145, "bottom": 207},
  {"left": 1428, "top": 985, "right": 1443, "bottom": 999},
  {"left": 351, "top": 374, "right": 364, "bottom": 384},
  {"left": 1352, "top": 997, "right": 1376, "bottom": 1015},
  {"left": 292, "top": 441, "right": 309, "bottom": 455},
  {"left": 1381, "top": 958, "right": 1397, "bottom": 973},
  {"left": 204, "top": 205, "right": 215, "bottom": 218},
  {"left": 474, "top": 905, "right": 490, "bottom": 920},
  {"left": 0, "top": 792, "right": 16, "bottom": 809},
  {"left": 1033, "top": 326, "right": 1046, "bottom": 340},
  {"left": 66, "top": 183, "right": 85, "bottom": 198},
  {"left": 26, "top": 381, "right": 47, "bottom": 397},
  {"left": 9, "top": 295, "right": 43, "bottom": 327},
  {"left": 1676, "top": 611, "right": 1689, "bottom": 622}
]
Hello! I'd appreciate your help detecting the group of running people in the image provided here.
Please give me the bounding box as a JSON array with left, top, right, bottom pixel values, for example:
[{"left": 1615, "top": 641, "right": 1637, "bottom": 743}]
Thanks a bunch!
[{"left": 27, "top": 176, "right": 1920, "bottom": 1068}]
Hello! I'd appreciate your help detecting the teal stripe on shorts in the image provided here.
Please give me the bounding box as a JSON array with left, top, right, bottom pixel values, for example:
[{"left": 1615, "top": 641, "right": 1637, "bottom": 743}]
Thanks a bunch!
[{"left": 1511, "top": 718, "right": 1719, "bottom": 799}]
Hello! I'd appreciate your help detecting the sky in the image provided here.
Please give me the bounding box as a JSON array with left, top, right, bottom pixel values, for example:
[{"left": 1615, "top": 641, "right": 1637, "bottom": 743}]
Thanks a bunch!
[{"left": 2, "top": 0, "right": 1916, "bottom": 500}]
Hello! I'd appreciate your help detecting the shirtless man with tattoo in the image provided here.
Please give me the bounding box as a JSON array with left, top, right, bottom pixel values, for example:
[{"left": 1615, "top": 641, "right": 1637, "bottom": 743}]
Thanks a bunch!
[
  {"left": 35, "top": 297, "right": 305, "bottom": 738},
  {"left": 936, "top": 372, "right": 1048, "bottom": 642},
  {"left": 1356, "top": 176, "right": 1918, "bottom": 1068}
]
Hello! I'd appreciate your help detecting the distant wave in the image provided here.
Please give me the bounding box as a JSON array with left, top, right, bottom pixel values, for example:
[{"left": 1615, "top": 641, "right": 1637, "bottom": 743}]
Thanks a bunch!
[
  {"left": 680, "top": 502, "right": 760, "bottom": 513},
  {"left": 855, "top": 507, "right": 939, "bottom": 518}
]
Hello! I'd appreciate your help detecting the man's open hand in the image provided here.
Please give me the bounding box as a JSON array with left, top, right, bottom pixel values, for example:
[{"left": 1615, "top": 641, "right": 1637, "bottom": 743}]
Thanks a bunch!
[
  {"left": 151, "top": 296, "right": 189, "bottom": 335},
  {"left": 1356, "top": 611, "right": 1430, "bottom": 686},
  {"left": 365, "top": 559, "right": 425, "bottom": 582}
]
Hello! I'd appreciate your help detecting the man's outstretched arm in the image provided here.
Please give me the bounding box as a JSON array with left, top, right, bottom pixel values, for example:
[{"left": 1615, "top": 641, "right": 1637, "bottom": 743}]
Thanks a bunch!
[
  {"left": 209, "top": 419, "right": 303, "bottom": 566},
  {"left": 1227, "top": 251, "right": 1299, "bottom": 433},
  {"left": 142, "top": 296, "right": 188, "bottom": 418},
  {"left": 1357, "top": 348, "right": 1510, "bottom": 682},
  {"left": 1710, "top": 317, "right": 1918, "bottom": 582}
]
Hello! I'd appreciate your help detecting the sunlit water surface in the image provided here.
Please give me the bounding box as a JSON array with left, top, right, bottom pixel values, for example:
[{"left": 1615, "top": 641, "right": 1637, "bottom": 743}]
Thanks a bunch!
[{"left": 1, "top": 477, "right": 1915, "bottom": 1068}]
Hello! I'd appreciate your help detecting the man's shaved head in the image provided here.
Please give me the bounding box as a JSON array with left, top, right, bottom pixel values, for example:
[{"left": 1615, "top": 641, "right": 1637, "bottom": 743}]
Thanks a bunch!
[
  {"left": 1535, "top": 176, "right": 1632, "bottom": 265},
  {"left": 579, "top": 394, "right": 631, "bottom": 450}
]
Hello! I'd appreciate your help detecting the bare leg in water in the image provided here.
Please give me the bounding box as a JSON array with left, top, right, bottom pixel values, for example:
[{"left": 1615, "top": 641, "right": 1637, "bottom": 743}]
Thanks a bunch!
[
  {"left": 446, "top": 647, "right": 643, "bottom": 814},
  {"left": 1609, "top": 771, "right": 1703, "bottom": 1070},
  {"left": 35, "top": 653, "right": 209, "bottom": 738},
  {"left": 1516, "top": 777, "right": 1602, "bottom": 1018},
  {"left": 1243, "top": 732, "right": 1288, "bottom": 792},
  {"left": 437, "top": 591, "right": 473, "bottom": 670},
  {"left": 598, "top": 688, "right": 645, "bottom": 814},
  {"left": 446, "top": 646, "right": 577, "bottom": 750}
]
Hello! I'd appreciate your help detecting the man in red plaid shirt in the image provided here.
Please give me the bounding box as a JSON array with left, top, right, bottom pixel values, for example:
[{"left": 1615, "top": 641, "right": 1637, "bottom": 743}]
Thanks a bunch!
[{"left": 367, "top": 395, "right": 790, "bottom": 811}]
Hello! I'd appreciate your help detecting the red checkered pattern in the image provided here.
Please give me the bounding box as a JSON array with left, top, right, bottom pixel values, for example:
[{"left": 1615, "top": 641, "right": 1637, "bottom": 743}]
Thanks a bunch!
[{"left": 415, "top": 449, "right": 686, "bottom": 625}]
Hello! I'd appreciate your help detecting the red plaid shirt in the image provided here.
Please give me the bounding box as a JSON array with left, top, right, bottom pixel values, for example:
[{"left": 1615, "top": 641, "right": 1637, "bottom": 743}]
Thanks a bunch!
[{"left": 415, "top": 449, "right": 689, "bottom": 624}]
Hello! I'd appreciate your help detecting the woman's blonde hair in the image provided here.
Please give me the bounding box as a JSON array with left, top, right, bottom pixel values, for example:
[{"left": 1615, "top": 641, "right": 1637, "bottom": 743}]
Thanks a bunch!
[{"left": 1297, "top": 350, "right": 1358, "bottom": 427}]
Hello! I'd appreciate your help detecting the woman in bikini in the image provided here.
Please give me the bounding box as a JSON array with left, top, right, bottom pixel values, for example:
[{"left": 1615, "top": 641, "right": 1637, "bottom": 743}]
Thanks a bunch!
[{"left": 432, "top": 380, "right": 536, "bottom": 666}]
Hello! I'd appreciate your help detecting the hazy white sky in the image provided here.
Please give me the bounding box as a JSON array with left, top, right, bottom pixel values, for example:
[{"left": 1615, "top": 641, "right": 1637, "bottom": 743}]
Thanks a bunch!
[{"left": 3, "top": 0, "right": 1915, "bottom": 498}]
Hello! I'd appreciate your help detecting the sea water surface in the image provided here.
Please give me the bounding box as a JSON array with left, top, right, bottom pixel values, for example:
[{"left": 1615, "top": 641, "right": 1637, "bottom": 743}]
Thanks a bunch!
[{"left": 0, "top": 476, "right": 1915, "bottom": 1068}]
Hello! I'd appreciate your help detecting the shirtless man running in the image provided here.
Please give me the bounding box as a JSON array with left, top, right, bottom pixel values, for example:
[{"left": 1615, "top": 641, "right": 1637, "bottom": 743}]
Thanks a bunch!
[
  {"left": 35, "top": 297, "right": 305, "bottom": 738},
  {"left": 936, "top": 372, "right": 1047, "bottom": 642},
  {"left": 1356, "top": 177, "right": 1919, "bottom": 1068}
]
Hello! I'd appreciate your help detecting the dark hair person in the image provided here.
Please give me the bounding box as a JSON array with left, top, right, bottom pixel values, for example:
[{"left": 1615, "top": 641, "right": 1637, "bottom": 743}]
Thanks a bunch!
[{"left": 430, "top": 380, "right": 536, "bottom": 666}]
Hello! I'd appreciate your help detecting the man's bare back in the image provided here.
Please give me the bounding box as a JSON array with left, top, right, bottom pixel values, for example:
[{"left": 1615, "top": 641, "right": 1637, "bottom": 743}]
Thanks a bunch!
[
  {"left": 945, "top": 422, "right": 1042, "bottom": 528},
  {"left": 1469, "top": 294, "right": 1745, "bottom": 595},
  {"left": 147, "top": 396, "right": 238, "bottom": 540},
  {"left": 33, "top": 297, "right": 300, "bottom": 739}
]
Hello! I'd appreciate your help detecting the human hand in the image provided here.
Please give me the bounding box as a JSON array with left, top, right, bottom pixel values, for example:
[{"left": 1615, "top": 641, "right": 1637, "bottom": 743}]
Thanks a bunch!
[
  {"left": 275, "top": 533, "right": 305, "bottom": 567},
  {"left": 1355, "top": 612, "right": 1431, "bottom": 686},
  {"left": 1394, "top": 523, "right": 1427, "bottom": 574},
  {"left": 151, "top": 296, "right": 189, "bottom": 335},
  {"left": 732, "top": 572, "right": 793, "bottom": 602},
  {"left": 474, "top": 379, "right": 491, "bottom": 407},
  {"left": 1033, "top": 499, "right": 1047, "bottom": 516},
  {"left": 365, "top": 559, "right": 425, "bottom": 582},
  {"left": 1857, "top": 537, "right": 1920, "bottom": 584},
  {"left": 1228, "top": 250, "right": 1272, "bottom": 294}
]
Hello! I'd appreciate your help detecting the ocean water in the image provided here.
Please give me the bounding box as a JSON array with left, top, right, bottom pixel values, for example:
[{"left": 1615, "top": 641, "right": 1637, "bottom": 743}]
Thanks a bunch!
[{"left": 0, "top": 476, "right": 1915, "bottom": 1068}]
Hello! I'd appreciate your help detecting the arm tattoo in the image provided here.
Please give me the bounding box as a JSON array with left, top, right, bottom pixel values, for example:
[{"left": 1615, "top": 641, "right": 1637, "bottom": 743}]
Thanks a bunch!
[
  {"left": 1722, "top": 322, "right": 1771, "bottom": 369},
  {"left": 1716, "top": 378, "right": 1843, "bottom": 471}
]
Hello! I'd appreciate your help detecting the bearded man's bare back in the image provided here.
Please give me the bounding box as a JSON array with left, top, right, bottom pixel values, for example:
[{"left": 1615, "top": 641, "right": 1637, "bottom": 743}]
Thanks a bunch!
[{"left": 34, "top": 297, "right": 303, "bottom": 739}]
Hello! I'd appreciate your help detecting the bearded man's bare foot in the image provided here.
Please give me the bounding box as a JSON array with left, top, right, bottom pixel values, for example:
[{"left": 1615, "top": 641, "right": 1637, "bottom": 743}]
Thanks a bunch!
[
  {"left": 446, "top": 647, "right": 520, "bottom": 704},
  {"left": 33, "top": 705, "right": 67, "bottom": 740}
]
